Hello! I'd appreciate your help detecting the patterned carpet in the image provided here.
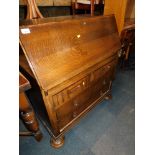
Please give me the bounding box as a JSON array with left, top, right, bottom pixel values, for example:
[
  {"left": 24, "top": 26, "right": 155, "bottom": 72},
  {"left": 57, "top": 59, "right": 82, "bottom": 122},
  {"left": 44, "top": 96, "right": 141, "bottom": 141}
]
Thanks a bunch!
[{"left": 20, "top": 69, "right": 135, "bottom": 155}]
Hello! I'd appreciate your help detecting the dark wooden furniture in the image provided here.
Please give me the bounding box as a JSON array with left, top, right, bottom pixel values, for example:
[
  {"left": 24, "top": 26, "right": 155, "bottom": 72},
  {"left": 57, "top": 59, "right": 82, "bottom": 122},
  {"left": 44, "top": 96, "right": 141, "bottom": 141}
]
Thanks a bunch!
[
  {"left": 72, "top": 0, "right": 104, "bottom": 16},
  {"left": 119, "top": 20, "right": 135, "bottom": 69},
  {"left": 25, "top": 0, "right": 43, "bottom": 19},
  {"left": 19, "top": 72, "right": 43, "bottom": 141},
  {"left": 19, "top": 15, "right": 121, "bottom": 148}
]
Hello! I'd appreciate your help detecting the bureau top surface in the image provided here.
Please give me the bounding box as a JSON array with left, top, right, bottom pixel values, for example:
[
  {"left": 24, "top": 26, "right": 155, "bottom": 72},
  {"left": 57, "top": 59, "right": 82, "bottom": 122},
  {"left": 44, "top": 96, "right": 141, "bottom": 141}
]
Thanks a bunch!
[{"left": 19, "top": 15, "right": 121, "bottom": 91}]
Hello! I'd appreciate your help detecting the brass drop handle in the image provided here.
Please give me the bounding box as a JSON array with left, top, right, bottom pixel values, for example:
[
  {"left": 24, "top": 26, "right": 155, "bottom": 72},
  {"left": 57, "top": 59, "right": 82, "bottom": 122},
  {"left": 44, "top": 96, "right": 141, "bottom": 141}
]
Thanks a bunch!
[
  {"left": 73, "top": 100, "right": 79, "bottom": 107},
  {"left": 107, "top": 65, "right": 111, "bottom": 69},
  {"left": 100, "top": 90, "right": 103, "bottom": 96},
  {"left": 118, "top": 48, "right": 123, "bottom": 57},
  {"left": 102, "top": 79, "right": 106, "bottom": 85},
  {"left": 68, "top": 85, "right": 81, "bottom": 95},
  {"left": 73, "top": 112, "right": 77, "bottom": 118}
]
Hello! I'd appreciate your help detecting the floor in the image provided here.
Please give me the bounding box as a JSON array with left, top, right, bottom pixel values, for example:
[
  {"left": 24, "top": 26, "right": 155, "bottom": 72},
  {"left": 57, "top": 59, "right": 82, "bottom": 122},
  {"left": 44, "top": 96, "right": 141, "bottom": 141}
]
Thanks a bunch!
[{"left": 19, "top": 69, "right": 135, "bottom": 155}]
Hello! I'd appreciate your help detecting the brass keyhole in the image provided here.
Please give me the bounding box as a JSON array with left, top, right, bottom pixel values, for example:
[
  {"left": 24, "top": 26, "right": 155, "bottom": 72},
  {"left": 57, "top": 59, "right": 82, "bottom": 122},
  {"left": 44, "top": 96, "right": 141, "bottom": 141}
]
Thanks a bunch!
[{"left": 107, "top": 65, "right": 111, "bottom": 69}]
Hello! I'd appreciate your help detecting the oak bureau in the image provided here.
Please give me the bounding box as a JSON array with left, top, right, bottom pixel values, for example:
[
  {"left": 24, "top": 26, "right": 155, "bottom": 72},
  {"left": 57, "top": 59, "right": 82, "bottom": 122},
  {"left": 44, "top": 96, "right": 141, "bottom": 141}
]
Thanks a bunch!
[{"left": 19, "top": 14, "right": 121, "bottom": 148}]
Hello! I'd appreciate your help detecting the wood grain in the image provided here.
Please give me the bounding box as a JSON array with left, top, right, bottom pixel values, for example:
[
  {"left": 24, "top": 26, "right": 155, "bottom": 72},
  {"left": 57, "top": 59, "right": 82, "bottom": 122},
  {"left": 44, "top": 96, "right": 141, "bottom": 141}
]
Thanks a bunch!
[
  {"left": 19, "top": 15, "right": 121, "bottom": 147},
  {"left": 20, "top": 15, "right": 120, "bottom": 90}
]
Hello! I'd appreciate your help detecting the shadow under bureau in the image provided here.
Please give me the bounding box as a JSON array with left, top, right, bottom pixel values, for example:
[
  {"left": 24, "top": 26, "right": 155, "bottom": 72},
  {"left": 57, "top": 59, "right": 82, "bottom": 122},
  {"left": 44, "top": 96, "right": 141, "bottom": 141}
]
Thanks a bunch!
[{"left": 19, "top": 15, "right": 121, "bottom": 148}]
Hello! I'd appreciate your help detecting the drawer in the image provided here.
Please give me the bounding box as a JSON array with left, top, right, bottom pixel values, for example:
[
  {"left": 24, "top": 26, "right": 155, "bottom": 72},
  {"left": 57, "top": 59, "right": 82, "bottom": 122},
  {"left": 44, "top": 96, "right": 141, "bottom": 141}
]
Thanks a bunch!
[
  {"left": 56, "top": 75, "right": 111, "bottom": 130},
  {"left": 73, "top": 76, "right": 111, "bottom": 117},
  {"left": 52, "top": 76, "right": 89, "bottom": 108},
  {"left": 55, "top": 60, "right": 116, "bottom": 129},
  {"left": 67, "top": 76, "right": 88, "bottom": 99},
  {"left": 52, "top": 60, "right": 116, "bottom": 109},
  {"left": 90, "top": 60, "right": 116, "bottom": 83},
  {"left": 56, "top": 100, "right": 75, "bottom": 129}
]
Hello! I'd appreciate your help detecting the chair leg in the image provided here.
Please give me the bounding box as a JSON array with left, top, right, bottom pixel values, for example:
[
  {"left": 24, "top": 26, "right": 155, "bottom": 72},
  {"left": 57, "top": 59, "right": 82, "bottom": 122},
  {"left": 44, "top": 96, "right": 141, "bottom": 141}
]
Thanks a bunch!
[
  {"left": 71, "top": 2, "right": 75, "bottom": 15},
  {"left": 91, "top": 0, "right": 95, "bottom": 16}
]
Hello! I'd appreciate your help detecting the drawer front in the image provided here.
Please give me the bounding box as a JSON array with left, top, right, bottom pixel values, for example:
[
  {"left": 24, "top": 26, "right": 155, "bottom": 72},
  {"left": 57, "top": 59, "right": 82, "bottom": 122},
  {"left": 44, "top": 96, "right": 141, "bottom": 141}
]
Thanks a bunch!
[
  {"left": 72, "top": 76, "right": 111, "bottom": 118},
  {"left": 52, "top": 76, "right": 89, "bottom": 108},
  {"left": 56, "top": 103, "right": 74, "bottom": 129},
  {"left": 90, "top": 60, "right": 116, "bottom": 83},
  {"left": 67, "top": 76, "right": 88, "bottom": 99},
  {"left": 56, "top": 74, "right": 113, "bottom": 130},
  {"left": 55, "top": 60, "right": 117, "bottom": 130},
  {"left": 52, "top": 59, "right": 116, "bottom": 109}
]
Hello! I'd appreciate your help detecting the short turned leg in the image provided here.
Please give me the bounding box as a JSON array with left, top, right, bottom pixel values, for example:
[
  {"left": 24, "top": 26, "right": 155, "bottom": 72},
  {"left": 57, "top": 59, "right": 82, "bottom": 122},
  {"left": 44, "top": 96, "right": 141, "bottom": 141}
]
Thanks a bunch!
[
  {"left": 71, "top": 2, "right": 75, "bottom": 15},
  {"left": 50, "top": 136, "right": 65, "bottom": 148},
  {"left": 104, "top": 93, "right": 112, "bottom": 100},
  {"left": 104, "top": 81, "right": 112, "bottom": 100}
]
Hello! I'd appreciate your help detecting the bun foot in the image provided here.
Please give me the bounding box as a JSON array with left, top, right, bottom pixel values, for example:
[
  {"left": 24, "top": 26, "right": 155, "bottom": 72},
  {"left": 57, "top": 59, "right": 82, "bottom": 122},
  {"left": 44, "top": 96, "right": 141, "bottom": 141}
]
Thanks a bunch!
[
  {"left": 51, "top": 136, "right": 65, "bottom": 148},
  {"left": 104, "top": 93, "right": 112, "bottom": 100},
  {"left": 34, "top": 130, "right": 43, "bottom": 142}
]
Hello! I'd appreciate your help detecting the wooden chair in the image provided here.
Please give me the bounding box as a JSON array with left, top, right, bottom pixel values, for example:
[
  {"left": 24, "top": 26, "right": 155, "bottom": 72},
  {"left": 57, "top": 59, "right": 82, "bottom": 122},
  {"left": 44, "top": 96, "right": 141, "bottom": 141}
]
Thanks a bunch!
[
  {"left": 119, "top": 23, "right": 135, "bottom": 70},
  {"left": 26, "top": 0, "right": 43, "bottom": 19},
  {"left": 71, "top": 0, "right": 104, "bottom": 16}
]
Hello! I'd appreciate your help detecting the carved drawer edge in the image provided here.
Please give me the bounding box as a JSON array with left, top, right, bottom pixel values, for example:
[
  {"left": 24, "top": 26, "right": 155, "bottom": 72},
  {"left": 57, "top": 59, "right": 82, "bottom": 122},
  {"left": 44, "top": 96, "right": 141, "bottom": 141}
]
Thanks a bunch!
[{"left": 50, "top": 59, "right": 117, "bottom": 110}]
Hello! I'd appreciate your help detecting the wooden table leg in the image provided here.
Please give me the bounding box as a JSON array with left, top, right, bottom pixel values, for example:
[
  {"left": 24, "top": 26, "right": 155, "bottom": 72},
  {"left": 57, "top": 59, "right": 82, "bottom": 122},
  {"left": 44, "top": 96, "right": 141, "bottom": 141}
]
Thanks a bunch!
[{"left": 19, "top": 92, "right": 43, "bottom": 141}]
